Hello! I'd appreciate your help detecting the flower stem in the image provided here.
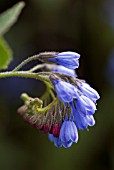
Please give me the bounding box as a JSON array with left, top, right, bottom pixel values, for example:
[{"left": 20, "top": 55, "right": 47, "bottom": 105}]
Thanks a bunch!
[
  {"left": 29, "top": 63, "right": 57, "bottom": 73},
  {"left": 37, "top": 97, "right": 58, "bottom": 113},
  {"left": 49, "top": 89, "right": 55, "bottom": 99},
  {"left": 0, "top": 71, "right": 50, "bottom": 82},
  {"left": 29, "top": 64, "right": 46, "bottom": 72},
  {"left": 12, "top": 54, "right": 40, "bottom": 72}
]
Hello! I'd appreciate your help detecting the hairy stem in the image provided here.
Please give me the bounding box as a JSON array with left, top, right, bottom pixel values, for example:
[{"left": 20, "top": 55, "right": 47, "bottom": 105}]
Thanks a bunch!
[
  {"left": 12, "top": 54, "right": 40, "bottom": 72},
  {"left": 0, "top": 71, "right": 50, "bottom": 82}
]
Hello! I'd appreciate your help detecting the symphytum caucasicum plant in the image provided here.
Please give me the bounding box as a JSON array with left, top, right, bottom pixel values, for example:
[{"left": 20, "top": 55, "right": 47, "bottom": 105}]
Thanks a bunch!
[{"left": 0, "top": 2, "right": 100, "bottom": 148}]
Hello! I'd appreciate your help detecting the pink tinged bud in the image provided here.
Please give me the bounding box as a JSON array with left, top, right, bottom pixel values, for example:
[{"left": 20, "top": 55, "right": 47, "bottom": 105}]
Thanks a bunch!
[
  {"left": 36, "top": 119, "right": 44, "bottom": 130},
  {"left": 42, "top": 124, "right": 52, "bottom": 133},
  {"left": 52, "top": 123, "right": 61, "bottom": 137},
  {"left": 23, "top": 114, "right": 29, "bottom": 122},
  {"left": 35, "top": 114, "right": 45, "bottom": 130},
  {"left": 41, "top": 110, "right": 53, "bottom": 133},
  {"left": 28, "top": 117, "right": 37, "bottom": 127},
  {"left": 36, "top": 123, "right": 43, "bottom": 130},
  {"left": 17, "top": 106, "right": 26, "bottom": 116},
  {"left": 17, "top": 108, "right": 23, "bottom": 116}
]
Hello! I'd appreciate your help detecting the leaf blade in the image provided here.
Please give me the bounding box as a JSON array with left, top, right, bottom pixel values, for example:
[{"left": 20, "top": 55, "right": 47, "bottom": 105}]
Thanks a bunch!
[
  {"left": 0, "top": 37, "right": 12, "bottom": 70},
  {"left": 0, "top": 1, "right": 25, "bottom": 36}
]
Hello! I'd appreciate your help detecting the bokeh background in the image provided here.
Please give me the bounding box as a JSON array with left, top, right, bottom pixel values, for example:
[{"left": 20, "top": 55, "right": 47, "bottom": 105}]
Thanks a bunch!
[{"left": 0, "top": 0, "right": 114, "bottom": 170}]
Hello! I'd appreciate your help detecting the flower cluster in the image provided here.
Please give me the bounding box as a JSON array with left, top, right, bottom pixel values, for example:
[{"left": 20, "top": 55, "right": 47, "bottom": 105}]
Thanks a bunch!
[
  {"left": 18, "top": 51, "right": 100, "bottom": 148},
  {"left": 48, "top": 74, "right": 99, "bottom": 148},
  {"left": 18, "top": 93, "right": 62, "bottom": 136}
]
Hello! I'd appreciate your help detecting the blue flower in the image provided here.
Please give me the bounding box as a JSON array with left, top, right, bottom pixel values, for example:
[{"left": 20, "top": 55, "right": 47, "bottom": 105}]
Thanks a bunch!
[
  {"left": 48, "top": 78, "right": 99, "bottom": 148},
  {"left": 52, "top": 79, "right": 77, "bottom": 102},
  {"left": 48, "top": 119, "right": 78, "bottom": 148},
  {"left": 52, "top": 65, "right": 76, "bottom": 77},
  {"left": 70, "top": 102, "right": 95, "bottom": 130},
  {"left": 47, "top": 52, "right": 100, "bottom": 148},
  {"left": 76, "top": 94, "right": 97, "bottom": 115},
  {"left": 59, "top": 119, "right": 78, "bottom": 143},
  {"left": 78, "top": 82, "right": 100, "bottom": 103},
  {"left": 48, "top": 134, "right": 62, "bottom": 148},
  {"left": 49, "top": 51, "right": 80, "bottom": 69}
]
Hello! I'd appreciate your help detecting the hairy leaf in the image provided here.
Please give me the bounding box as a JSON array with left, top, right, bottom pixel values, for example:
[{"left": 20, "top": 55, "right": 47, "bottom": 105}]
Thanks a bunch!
[{"left": 0, "top": 1, "right": 25, "bottom": 36}]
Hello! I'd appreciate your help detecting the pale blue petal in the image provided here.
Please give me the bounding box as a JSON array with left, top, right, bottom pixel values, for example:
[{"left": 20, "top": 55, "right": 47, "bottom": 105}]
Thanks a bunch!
[{"left": 52, "top": 65, "right": 76, "bottom": 77}]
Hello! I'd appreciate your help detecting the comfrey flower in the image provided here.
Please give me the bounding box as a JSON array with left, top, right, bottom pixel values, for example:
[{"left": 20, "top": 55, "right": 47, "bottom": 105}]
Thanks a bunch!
[
  {"left": 48, "top": 74, "right": 100, "bottom": 148},
  {"left": 76, "top": 94, "right": 97, "bottom": 115},
  {"left": 50, "top": 77, "right": 77, "bottom": 102},
  {"left": 78, "top": 82, "right": 100, "bottom": 103},
  {"left": 17, "top": 51, "right": 100, "bottom": 149},
  {"left": 48, "top": 118, "right": 78, "bottom": 148},
  {"left": 70, "top": 102, "right": 95, "bottom": 130},
  {"left": 48, "top": 51, "right": 80, "bottom": 69}
]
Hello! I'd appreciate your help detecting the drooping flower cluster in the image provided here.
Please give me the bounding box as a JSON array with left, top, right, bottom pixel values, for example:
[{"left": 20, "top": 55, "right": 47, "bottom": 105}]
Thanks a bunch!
[
  {"left": 18, "top": 51, "right": 100, "bottom": 148},
  {"left": 48, "top": 74, "right": 99, "bottom": 147}
]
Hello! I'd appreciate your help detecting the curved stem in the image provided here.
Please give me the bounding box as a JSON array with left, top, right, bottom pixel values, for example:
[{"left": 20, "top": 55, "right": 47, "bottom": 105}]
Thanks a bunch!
[
  {"left": 49, "top": 89, "right": 55, "bottom": 99},
  {"left": 41, "top": 81, "right": 54, "bottom": 101},
  {"left": 0, "top": 71, "right": 50, "bottom": 82},
  {"left": 29, "top": 64, "right": 46, "bottom": 72},
  {"left": 41, "top": 82, "right": 51, "bottom": 100},
  {"left": 12, "top": 54, "right": 40, "bottom": 72},
  {"left": 37, "top": 97, "right": 58, "bottom": 113},
  {"left": 29, "top": 63, "right": 57, "bottom": 73}
]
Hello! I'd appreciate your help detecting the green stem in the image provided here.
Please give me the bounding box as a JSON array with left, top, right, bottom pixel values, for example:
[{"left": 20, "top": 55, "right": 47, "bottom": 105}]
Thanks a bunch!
[
  {"left": 37, "top": 97, "right": 58, "bottom": 113},
  {"left": 41, "top": 82, "right": 51, "bottom": 100},
  {"left": 0, "top": 71, "right": 50, "bottom": 82},
  {"left": 41, "top": 81, "right": 54, "bottom": 101},
  {"left": 12, "top": 54, "right": 40, "bottom": 72},
  {"left": 49, "top": 89, "right": 55, "bottom": 99},
  {"left": 29, "top": 64, "right": 46, "bottom": 72}
]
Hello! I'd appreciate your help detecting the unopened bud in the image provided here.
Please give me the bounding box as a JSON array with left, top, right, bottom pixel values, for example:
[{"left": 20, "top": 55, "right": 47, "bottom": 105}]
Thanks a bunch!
[
  {"left": 43, "top": 123, "right": 52, "bottom": 133},
  {"left": 23, "top": 113, "right": 29, "bottom": 122},
  {"left": 52, "top": 123, "right": 61, "bottom": 137}
]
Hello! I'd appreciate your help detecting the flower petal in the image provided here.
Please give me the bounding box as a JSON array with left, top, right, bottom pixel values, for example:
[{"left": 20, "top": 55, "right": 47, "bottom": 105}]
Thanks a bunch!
[
  {"left": 52, "top": 65, "right": 76, "bottom": 77},
  {"left": 52, "top": 79, "right": 77, "bottom": 102},
  {"left": 79, "top": 82, "right": 100, "bottom": 102},
  {"left": 49, "top": 51, "right": 80, "bottom": 69}
]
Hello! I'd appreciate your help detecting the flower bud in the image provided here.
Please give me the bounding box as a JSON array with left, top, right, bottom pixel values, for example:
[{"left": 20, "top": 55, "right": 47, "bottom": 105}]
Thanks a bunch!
[
  {"left": 43, "top": 123, "right": 52, "bottom": 133},
  {"left": 23, "top": 113, "right": 29, "bottom": 122},
  {"left": 52, "top": 123, "right": 61, "bottom": 137}
]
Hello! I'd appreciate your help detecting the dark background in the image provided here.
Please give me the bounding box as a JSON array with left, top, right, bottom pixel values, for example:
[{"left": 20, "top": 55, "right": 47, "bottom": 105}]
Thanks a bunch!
[{"left": 0, "top": 0, "right": 114, "bottom": 170}]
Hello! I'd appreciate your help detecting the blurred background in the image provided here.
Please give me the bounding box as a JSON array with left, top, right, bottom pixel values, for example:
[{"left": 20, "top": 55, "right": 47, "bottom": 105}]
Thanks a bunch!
[{"left": 0, "top": 0, "right": 114, "bottom": 170}]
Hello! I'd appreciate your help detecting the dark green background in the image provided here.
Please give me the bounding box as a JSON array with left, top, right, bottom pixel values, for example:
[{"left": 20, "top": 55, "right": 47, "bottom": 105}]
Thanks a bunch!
[{"left": 0, "top": 0, "right": 114, "bottom": 170}]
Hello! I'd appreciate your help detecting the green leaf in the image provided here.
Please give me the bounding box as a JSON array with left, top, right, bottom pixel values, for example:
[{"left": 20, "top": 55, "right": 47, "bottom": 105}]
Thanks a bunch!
[
  {"left": 0, "top": 1, "right": 25, "bottom": 36},
  {"left": 0, "top": 37, "right": 12, "bottom": 70}
]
